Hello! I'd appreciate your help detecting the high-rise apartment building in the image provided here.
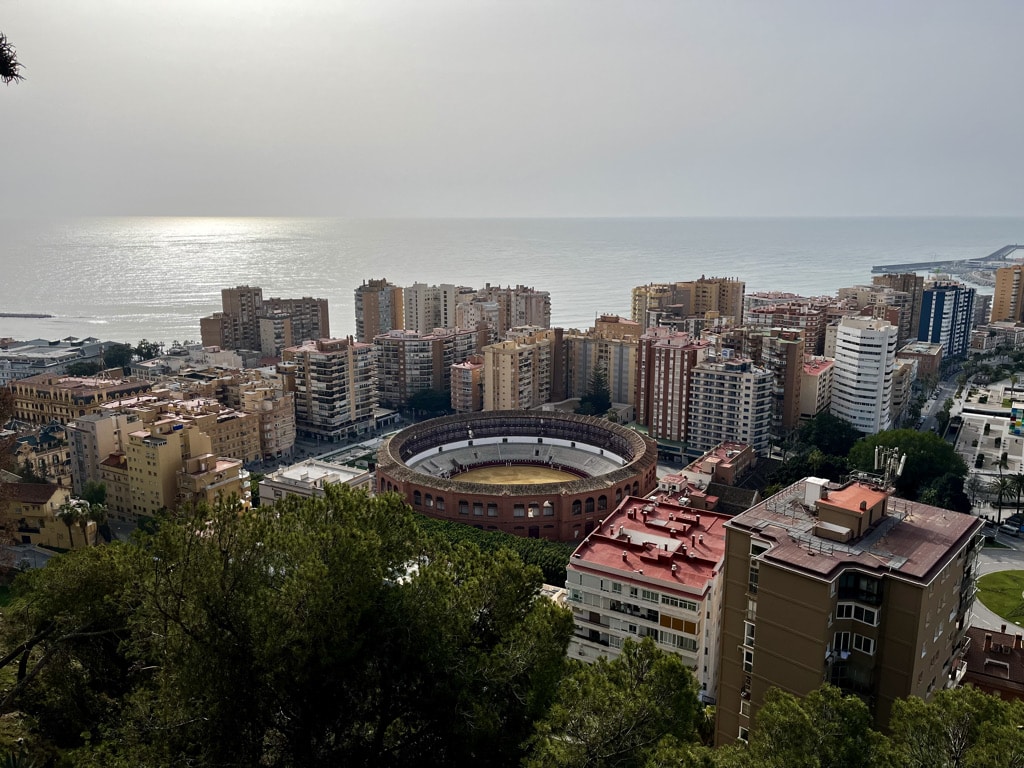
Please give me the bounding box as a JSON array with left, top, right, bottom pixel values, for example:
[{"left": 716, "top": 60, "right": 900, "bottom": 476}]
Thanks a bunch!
[
  {"left": 919, "top": 281, "right": 976, "bottom": 358},
  {"left": 280, "top": 337, "right": 377, "bottom": 440},
  {"left": 636, "top": 328, "right": 712, "bottom": 442},
  {"left": 799, "top": 358, "right": 834, "bottom": 422},
  {"left": 403, "top": 283, "right": 461, "bottom": 334},
  {"left": 991, "top": 265, "right": 1024, "bottom": 323},
  {"left": 373, "top": 327, "right": 492, "bottom": 409},
  {"left": 746, "top": 302, "right": 829, "bottom": 356},
  {"left": 200, "top": 286, "right": 330, "bottom": 354},
  {"left": 565, "top": 316, "right": 641, "bottom": 406},
  {"left": 716, "top": 477, "right": 983, "bottom": 744},
  {"left": 687, "top": 358, "right": 773, "bottom": 457},
  {"left": 450, "top": 355, "right": 485, "bottom": 412},
  {"left": 829, "top": 317, "right": 898, "bottom": 434},
  {"left": 873, "top": 273, "right": 925, "bottom": 341},
  {"left": 482, "top": 328, "right": 564, "bottom": 410},
  {"left": 354, "top": 278, "right": 405, "bottom": 343},
  {"left": 566, "top": 495, "right": 728, "bottom": 700},
  {"left": 67, "top": 412, "right": 141, "bottom": 495},
  {"left": 632, "top": 277, "right": 745, "bottom": 329}
]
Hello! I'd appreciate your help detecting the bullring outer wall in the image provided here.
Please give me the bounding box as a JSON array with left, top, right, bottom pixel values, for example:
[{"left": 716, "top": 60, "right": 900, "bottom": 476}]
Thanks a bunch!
[{"left": 375, "top": 411, "right": 659, "bottom": 542}]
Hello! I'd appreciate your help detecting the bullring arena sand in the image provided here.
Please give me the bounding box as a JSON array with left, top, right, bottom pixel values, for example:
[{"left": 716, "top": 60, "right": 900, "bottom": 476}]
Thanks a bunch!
[{"left": 452, "top": 465, "right": 580, "bottom": 485}]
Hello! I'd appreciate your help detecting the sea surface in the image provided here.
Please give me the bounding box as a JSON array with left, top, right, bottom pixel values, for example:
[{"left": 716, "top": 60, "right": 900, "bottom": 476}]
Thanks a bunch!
[{"left": 0, "top": 217, "right": 1021, "bottom": 346}]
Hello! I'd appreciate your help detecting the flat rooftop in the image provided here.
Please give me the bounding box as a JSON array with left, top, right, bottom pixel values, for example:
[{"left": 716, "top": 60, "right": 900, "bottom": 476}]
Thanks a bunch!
[
  {"left": 570, "top": 496, "right": 729, "bottom": 596},
  {"left": 727, "top": 479, "right": 983, "bottom": 584}
]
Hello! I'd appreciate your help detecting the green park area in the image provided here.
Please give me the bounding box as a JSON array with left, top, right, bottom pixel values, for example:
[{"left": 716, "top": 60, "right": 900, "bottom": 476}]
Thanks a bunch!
[{"left": 977, "top": 570, "right": 1024, "bottom": 625}]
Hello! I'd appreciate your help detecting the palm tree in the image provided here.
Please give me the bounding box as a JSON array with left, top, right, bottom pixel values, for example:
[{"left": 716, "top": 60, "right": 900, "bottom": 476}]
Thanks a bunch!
[
  {"left": 55, "top": 500, "right": 83, "bottom": 549},
  {"left": 80, "top": 502, "right": 108, "bottom": 546},
  {"left": 988, "top": 475, "right": 1014, "bottom": 523},
  {"left": 1011, "top": 473, "right": 1024, "bottom": 515}
]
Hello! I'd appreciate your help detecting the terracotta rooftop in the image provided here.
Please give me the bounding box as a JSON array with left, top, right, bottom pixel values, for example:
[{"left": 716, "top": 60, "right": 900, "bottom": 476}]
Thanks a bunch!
[
  {"left": 803, "top": 359, "right": 834, "bottom": 374},
  {"left": 727, "top": 478, "right": 983, "bottom": 583},
  {"left": 569, "top": 496, "right": 728, "bottom": 597}
]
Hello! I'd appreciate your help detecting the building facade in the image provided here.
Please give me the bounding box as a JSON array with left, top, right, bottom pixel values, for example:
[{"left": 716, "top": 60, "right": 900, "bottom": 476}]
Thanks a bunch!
[
  {"left": 992, "top": 265, "right": 1024, "bottom": 323},
  {"left": 354, "top": 278, "right": 404, "bottom": 343},
  {"left": 918, "top": 281, "right": 976, "bottom": 358},
  {"left": 566, "top": 496, "right": 728, "bottom": 700},
  {"left": 715, "top": 477, "right": 983, "bottom": 744},
  {"left": 829, "top": 317, "right": 898, "bottom": 434},
  {"left": 482, "top": 328, "right": 564, "bottom": 411},
  {"left": 280, "top": 337, "right": 378, "bottom": 440},
  {"left": 636, "top": 328, "right": 712, "bottom": 443},
  {"left": 687, "top": 358, "right": 773, "bottom": 457}
]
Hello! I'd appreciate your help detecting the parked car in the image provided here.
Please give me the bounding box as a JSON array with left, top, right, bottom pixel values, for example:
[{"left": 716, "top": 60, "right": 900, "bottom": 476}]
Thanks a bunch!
[{"left": 999, "top": 524, "right": 1021, "bottom": 537}]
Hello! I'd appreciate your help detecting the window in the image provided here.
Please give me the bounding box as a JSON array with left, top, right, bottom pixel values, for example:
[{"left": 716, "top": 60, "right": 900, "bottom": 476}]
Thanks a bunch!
[
  {"left": 833, "top": 632, "right": 850, "bottom": 652},
  {"left": 740, "top": 700, "right": 751, "bottom": 718},
  {"left": 459, "top": 500, "right": 469, "bottom": 516},
  {"left": 629, "top": 586, "right": 639, "bottom": 598},
  {"left": 743, "top": 621, "right": 755, "bottom": 648},
  {"left": 742, "top": 649, "right": 754, "bottom": 673},
  {"left": 611, "top": 582, "right": 623, "bottom": 594},
  {"left": 641, "top": 589, "right": 659, "bottom": 604},
  {"left": 835, "top": 603, "right": 879, "bottom": 626},
  {"left": 513, "top": 504, "right": 525, "bottom": 518},
  {"left": 748, "top": 562, "right": 760, "bottom": 594},
  {"left": 853, "top": 634, "right": 875, "bottom": 655},
  {"left": 662, "top": 595, "right": 699, "bottom": 612},
  {"left": 738, "top": 727, "right": 749, "bottom": 743}
]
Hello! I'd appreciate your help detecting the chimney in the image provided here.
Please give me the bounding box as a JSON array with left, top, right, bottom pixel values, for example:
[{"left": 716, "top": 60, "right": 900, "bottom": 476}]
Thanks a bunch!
[
  {"left": 671, "top": 564, "right": 678, "bottom": 573},
  {"left": 1002, "top": 624, "right": 1008, "bottom": 633},
  {"left": 859, "top": 500, "right": 867, "bottom": 511},
  {"left": 1018, "top": 635, "right": 1023, "bottom": 650},
  {"left": 621, "top": 550, "right": 628, "bottom": 561},
  {"left": 985, "top": 633, "right": 992, "bottom": 652},
  {"left": 695, "top": 514, "right": 701, "bottom": 527},
  {"left": 691, "top": 535, "right": 696, "bottom": 546},
  {"left": 699, "top": 535, "right": 704, "bottom": 544}
]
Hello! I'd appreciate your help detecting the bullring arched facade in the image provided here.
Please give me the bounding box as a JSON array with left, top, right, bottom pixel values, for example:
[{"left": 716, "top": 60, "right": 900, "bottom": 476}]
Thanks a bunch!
[{"left": 375, "top": 411, "right": 659, "bottom": 542}]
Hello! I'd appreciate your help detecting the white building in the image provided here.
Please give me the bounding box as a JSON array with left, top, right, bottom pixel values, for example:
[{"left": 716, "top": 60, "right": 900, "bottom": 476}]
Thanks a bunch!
[
  {"left": 565, "top": 496, "right": 727, "bottom": 702},
  {"left": 830, "top": 316, "right": 898, "bottom": 434},
  {"left": 259, "top": 458, "right": 373, "bottom": 506}
]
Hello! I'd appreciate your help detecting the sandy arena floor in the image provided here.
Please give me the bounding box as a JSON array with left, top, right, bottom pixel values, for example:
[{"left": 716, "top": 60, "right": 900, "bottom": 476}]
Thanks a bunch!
[{"left": 453, "top": 465, "right": 579, "bottom": 485}]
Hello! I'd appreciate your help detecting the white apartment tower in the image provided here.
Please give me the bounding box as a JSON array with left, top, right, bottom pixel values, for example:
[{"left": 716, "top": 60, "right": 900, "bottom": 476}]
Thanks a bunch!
[{"left": 829, "top": 317, "right": 898, "bottom": 434}]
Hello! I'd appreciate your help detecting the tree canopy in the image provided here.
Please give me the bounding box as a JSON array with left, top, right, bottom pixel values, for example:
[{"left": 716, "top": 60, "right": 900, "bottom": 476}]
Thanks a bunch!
[
  {"left": 0, "top": 486, "right": 575, "bottom": 766},
  {"left": 0, "top": 33, "right": 23, "bottom": 84},
  {"left": 848, "top": 429, "right": 968, "bottom": 502}
]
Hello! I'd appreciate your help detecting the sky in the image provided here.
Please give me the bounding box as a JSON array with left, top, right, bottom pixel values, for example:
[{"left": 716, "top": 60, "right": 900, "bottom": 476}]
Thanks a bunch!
[{"left": 2, "top": 0, "right": 1023, "bottom": 218}]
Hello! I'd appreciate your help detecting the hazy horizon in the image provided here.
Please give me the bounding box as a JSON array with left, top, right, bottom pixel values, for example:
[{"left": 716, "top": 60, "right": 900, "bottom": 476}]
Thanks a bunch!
[{"left": 4, "top": 1, "right": 1023, "bottom": 219}]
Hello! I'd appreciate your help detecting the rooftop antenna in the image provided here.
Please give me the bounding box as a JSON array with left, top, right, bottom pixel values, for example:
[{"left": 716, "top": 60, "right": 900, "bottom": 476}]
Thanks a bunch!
[{"left": 874, "top": 445, "right": 905, "bottom": 488}]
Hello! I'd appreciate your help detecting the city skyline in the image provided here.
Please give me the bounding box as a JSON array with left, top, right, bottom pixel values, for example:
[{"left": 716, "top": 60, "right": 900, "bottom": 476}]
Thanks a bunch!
[{"left": 3, "top": 1, "right": 1024, "bottom": 218}]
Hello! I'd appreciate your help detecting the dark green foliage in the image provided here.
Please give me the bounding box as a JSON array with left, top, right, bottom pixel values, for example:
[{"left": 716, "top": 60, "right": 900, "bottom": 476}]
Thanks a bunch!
[
  {"left": 1, "top": 487, "right": 574, "bottom": 766},
  {"left": 797, "top": 412, "right": 863, "bottom": 457},
  {"left": 413, "top": 514, "right": 575, "bottom": 584},
  {"left": 918, "top": 473, "right": 971, "bottom": 513},
  {"left": 526, "top": 638, "right": 702, "bottom": 768},
  {"left": 577, "top": 365, "right": 611, "bottom": 416},
  {"left": 848, "top": 429, "right": 967, "bottom": 502},
  {"left": 132, "top": 339, "right": 162, "bottom": 361},
  {"left": 81, "top": 481, "right": 106, "bottom": 507},
  {"left": 102, "top": 344, "right": 133, "bottom": 372},
  {"left": 17, "top": 461, "right": 48, "bottom": 484},
  {"left": 63, "top": 361, "right": 102, "bottom": 377},
  {"left": 408, "top": 388, "right": 452, "bottom": 416}
]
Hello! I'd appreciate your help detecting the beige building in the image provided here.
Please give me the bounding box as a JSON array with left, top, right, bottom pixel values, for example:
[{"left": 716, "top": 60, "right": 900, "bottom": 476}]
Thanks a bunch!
[
  {"left": 565, "top": 317, "right": 640, "bottom": 407},
  {"left": 799, "top": 358, "right": 834, "bottom": 421},
  {"left": 716, "top": 477, "right": 983, "bottom": 744},
  {"left": 458, "top": 284, "right": 552, "bottom": 336},
  {"left": 1, "top": 483, "right": 96, "bottom": 549},
  {"left": 897, "top": 341, "right": 943, "bottom": 382},
  {"left": 688, "top": 358, "right": 773, "bottom": 457},
  {"left": 10, "top": 373, "right": 153, "bottom": 425},
  {"left": 200, "top": 286, "right": 330, "bottom": 354},
  {"left": 632, "top": 277, "right": 745, "bottom": 329},
  {"left": 873, "top": 273, "right": 925, "bottom": 342},
  {"left": 354, "top": 278, "right": 404, "bottom": 343},
  {"left": 238, "top": 381, "right": 296, "bottom": 460},
  {"left": 451, "top": 355, "right": 485, "bottom": 413},
  {"left": 482, "top": 328, "right": 565, "bottom": 411},
  {"left": 178, "top": 454, "right": 250, "bottom": 512},
  {"left": 746, "top": 302, "right": 829, "bottom": 356},
  {"left": 402, "top": 283, "right": 462, "bottom": 334},
  {"left": 992, "top": 265, "right": 1024, "bottom": 323},
  {"left": 280, "top": 337, "right": 378, "bottom": 440},
  {"left": 67, "top": 412, "right": 141, "bottom": 495}
]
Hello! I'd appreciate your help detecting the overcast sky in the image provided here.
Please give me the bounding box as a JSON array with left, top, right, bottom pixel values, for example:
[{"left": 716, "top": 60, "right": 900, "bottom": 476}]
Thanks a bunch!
[{"left": 2, "top": 1, "right": 1022, "bottom": 217}]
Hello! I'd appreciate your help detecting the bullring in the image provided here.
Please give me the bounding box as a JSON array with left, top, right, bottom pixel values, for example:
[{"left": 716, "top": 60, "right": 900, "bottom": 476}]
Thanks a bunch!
[{"left": 375, "top": 411, "right": 659, "bottom": 541}]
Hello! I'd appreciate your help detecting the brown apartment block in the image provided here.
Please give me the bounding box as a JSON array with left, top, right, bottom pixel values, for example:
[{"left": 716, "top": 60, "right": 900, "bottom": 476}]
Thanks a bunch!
[
  {"left": 746, "top": 302, "right": 829, "bottom": 356},
  {"left": 201, "top": 286, "right": 330, "bottom": 354},
  {"left": 354, "top": 278, "right": 405, "bottom": 343},
  {"left": 565, "top": 316, "right": 640, "bottom": 406},
  {"left": 715, "top": 477, "right": 983, "bottom": 745},
  {"left": 963, "top": 625, "right": 1024, "bottom": 701},
  {"left": 635, "top": 328, "right": 712, "bottom": 442},
  {"left": 451, "top": 355, "right": 485, "bottom": 413},
  {"left": 873, "top": 273, "right": 924, "bottom": 341}
]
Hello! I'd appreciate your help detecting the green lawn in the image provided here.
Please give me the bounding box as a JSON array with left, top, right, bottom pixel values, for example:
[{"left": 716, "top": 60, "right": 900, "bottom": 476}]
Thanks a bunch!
[{"left": 977, "top": 570, "right": 1024, "bottom": 623}]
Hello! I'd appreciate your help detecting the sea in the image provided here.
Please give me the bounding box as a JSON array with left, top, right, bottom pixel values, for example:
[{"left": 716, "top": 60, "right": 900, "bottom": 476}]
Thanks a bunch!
[{"left": 1, "top": 216, "right": 1022, "bottom": 346}]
